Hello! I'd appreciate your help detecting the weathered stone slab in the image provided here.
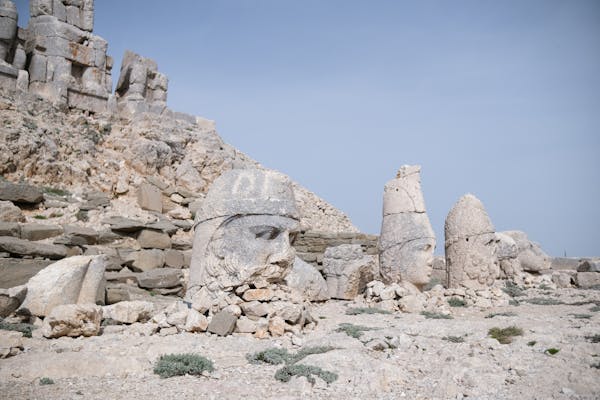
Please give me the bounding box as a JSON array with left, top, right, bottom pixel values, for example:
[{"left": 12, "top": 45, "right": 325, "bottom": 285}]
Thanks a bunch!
[
  {"left": 131, "top": 249, "right": 164, "bottom": 272},
  {"left": 0, "top": 181, "right": 43, "bottom": 204},
  {"left": 137, "top": 183, "right": 162, "bottom": 213},
  {"left": 207, "top": 311, "right": 237, "bottom": 336},
  {"left": 0, "top": 221, "right": 20, "bottom": 237},
  {"left": 0, "top": 284, "right": 26, "bottom": 318},
  {"left": 577, "top": 259, "right": 600, "bottom": 273},
  {"left": 20, "top": 223, "right": 63, "bottom": 241},
  {"left": 285, "top": 257, "right": 329, "bottom": 301},
  {"left": 0, "top": 236, "right": 67, "bottom": 259},
  {"left": 164, "top": 249, "right": 184, "bottom": 268},
  {"left": 102, "top": 300, "right": 154, "bottom": 324},
  {"left": 137, "top": 229, "right": 171, "bottom": 249},
  {"left": 576, "top": 272, "right": 600, "bottom": 289},
  {"left": 102, "top": 216, "right": 146, "bottom": 233},
  {"left": 323, "top": 244, "right": 378, "bottom": 300},
  {"left": 137, "top": 268, "right": 182, "bottom": 289},
  {"left": 0, "top": 258, "right": 53, "bottom": 288},
  {"left": 0, "top": 200, "right": 24, "bottom": 222}
]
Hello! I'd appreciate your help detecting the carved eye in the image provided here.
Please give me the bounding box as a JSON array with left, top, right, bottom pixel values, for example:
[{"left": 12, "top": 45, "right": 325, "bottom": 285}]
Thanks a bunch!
[
  {"left": 422, "top": 244, "right": 432, "bottom": 252},
  {"left": 252, "top": 226, "right": 281, "bottom": 240},
  {"left": 289, "top": 232, "right": 298, "bottom": 245}
]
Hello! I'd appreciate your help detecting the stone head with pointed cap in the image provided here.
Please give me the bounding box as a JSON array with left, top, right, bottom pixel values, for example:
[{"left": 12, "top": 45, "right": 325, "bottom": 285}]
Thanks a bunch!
[{"left": 187, "top": 169, "right": 300, "bottom": 298}]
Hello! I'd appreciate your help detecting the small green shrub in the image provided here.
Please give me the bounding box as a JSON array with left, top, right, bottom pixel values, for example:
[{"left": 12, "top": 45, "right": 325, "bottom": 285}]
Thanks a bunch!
[
  {"left": 486, "top": 312, "right": 517, "bottom": 318},
  {"left": 525, "top": 297, "right": 565, "bottom": 306},
  {"left": 509, "top": 299, "right": 520, "bottom": 306},
  {"left": 39, "top": 377, "right": 54, "bottom": 385},
  {"left": 503, "top": 281, "right": 525, "bottom": 298},
  {"left": 153, "top": 353, "right": 214, "bottom": 378},
  {"left": 545, "top": 348, "right": 560, "bottom": 355},
  {"left": 527, "top": 341, "right": 537, "bottom": 346},
  {"left": 0, "top": 320, "right": 34, "bottom": 338},
  {"left": 336, "top": 323, "right": 377, "bottom": 338},
  {"left": 33, "top": 214, "right": 47, "bottom": 220},
  {"left": 538, "top": 283, "right": 551, "bottom": 290},
  {"left": 274, "top": 364, "right": 338, "bottom": 384},
  {"left": 42, "top": 187, "right": 70, "bottom": 197},
  {"left": 590, "top": 305, "right": 600, "bottom": 312},
  {"left": 570, "top": 314, "right": 592, "bottom": 319},
  {"left": 421, "top": 311, "right": 453, "bottom": 320},
  {"left": 488, "top": 326, "right": 524, "bottom": 344},
  {"left": 247, "top": 348, "right": 290, "bottom": 365},
  {"left": 345, "top": 307, "right": 392, "bottom": 315},
  {"left": 442, "top": 335, "right": 465, "bottom": 343},
  {"left": 318, "top": 316, "right": 326, "bottom": 319},
  {"left": 447, "top": 297, "right": 467, "bottom": 307},
  {"left": 76, "top": 210, "right": 88, "bottom": 222},
  {"left": 585, "top": 334, "right": 600, "bottom": 343},
  {"left": 289, "top": 346, "right": 337, "bottom": 365}
]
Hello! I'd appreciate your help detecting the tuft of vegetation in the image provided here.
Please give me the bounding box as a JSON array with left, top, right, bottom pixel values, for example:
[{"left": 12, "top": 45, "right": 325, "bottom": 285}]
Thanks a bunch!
[
  {"left": 590, "top": 305, "right": 600, "bottom": 312},
  {"left": 447, "top": 297, "right": 467, "bottom": 307},
  {"left": 43, "top": 186, "right": 70, "bottom": 197},
  {"left": 545, "top": 348, "right": 560, "bottom": 355},
  {"left": 0, "top": 319, "right": 34, "bottom": 338},
  {"left": 423, "top": 278, "right": 442, "bottom": 292},
  {"left": 538, "top": 283, "right": 551, "bottom": 290},
  {"left": 503, "top": 281, "right": 525, "bottom": 298},
  {"left": 442, "top": 335, "right": 465, "bottom": 343},
  {"left": 247, "top": 346, "right": 336, "bottom": 366},
  {"left": 525, "top": 297, "right": 565, "bottom": 306},
  {"left": 421, "top": 311, "right": 453, "bottom": 320},
  {"left": 289, "top": 346, "right": 337, "bottom": 365},
  {"left": 486, "top": 311, "right": 517, "bottom": 319},
  {"left": 345, "top": 307, "right": 392, "bottom": 315},
  {"left": 153, "top": 353, "right": 214, "bottom": 378},
  {"left": 274, "top": 364, "right": 338, "bottom": 384},
  {"left": 318, "top": 316, "right": 326, "bottom": 319},
  {"left": 527, "top": 341, "right": 537, "bottom": 346},
  {"left": 585, "top": 334, "right": 600, "bottom": 344},
  {"left": 76, "top": 210, "right": 88, "bottom": 222},
  {"left": 488, "top": 326, "right": 524, "bottom": 344},
  {"left": 336, "top": 323, "right": 377, "bottom": 339},
  {"left": 39, "top": 377, "right": 54, "bottom": 385},
  {"left": 570, "top": 314, "right": 592, "bottom": 319},
  {"left": 509, "top": 299, "right": 520, "bottom": 306},
  {"left": 33, "top": 214, "right": 47, "bottom": 220}
]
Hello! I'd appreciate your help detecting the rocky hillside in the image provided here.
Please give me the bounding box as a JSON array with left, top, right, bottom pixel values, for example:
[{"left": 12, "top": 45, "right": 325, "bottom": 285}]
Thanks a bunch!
[{"left": 0, "top": 89, "right": 357, "bottom": 233}]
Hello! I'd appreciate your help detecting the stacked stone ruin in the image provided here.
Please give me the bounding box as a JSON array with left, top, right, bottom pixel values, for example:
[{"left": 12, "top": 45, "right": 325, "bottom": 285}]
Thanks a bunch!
[{"left": 0, "top": 0, "right": 168, "bottom": 116}]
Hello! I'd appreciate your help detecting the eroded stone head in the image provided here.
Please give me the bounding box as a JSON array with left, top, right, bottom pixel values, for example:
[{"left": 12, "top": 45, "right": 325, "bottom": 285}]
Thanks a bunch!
[{"left": 187, "top": 169, "right": 300, "bottom": 298}]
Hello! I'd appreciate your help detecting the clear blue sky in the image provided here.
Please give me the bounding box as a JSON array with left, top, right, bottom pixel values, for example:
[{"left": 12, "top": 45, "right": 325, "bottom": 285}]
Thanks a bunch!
[{"left": 15, "top": 1, "right": 600, "bottom": 257}]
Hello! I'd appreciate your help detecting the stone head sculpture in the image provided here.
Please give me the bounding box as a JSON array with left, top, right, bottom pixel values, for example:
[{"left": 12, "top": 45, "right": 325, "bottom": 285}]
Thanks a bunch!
[
  {"left": 379, "top": 165, "right": 436, "bottom": 290},
  {"left": 0, "top": 0, "right": 18, "bottom": 63},
  {"left": 444, "top": 194, "right": 499, "bottom": 289},
  {"left": 187, "top": 169, "right": 300, "bottom": 298}
]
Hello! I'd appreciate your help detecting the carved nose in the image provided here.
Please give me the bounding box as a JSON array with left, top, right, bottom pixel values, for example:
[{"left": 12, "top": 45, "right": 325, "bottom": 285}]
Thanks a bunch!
[{"left": 266, "top": 232, "right": 295, "bottom": 266}]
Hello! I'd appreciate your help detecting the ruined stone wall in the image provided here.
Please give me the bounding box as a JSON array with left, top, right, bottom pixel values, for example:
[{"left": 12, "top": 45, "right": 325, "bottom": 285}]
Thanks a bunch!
[{"left": 293, "top": 231, "right": 378, "bottom": 270}]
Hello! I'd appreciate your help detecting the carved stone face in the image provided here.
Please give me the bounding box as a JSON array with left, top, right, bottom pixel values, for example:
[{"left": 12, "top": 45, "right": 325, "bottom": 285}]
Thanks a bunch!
[
  {"left": 206, "top": 215, "right": 299, "bottom": 289},
  {"left": 380, "top": 237, "right": 435, "bottom": 290}
]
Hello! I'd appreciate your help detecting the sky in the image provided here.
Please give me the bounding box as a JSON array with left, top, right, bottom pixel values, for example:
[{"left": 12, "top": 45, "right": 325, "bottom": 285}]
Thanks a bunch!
[{"left": 15, "top": 1, "right": 600, "bottom": 257}]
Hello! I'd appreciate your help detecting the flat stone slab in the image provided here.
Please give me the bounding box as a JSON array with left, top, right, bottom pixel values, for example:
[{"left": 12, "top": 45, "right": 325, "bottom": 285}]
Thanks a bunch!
[
  {"left": 20, "top": 223, "right": 63, "bottom": 241},
  {"left": 0, "top": 182, "right": 43, "bottom": 204},
  {"left": 0, "top": 258, "right": 53, "bottom": 288},
  {"left": 0, "top": 236, "right": 67, "bottom": 260},
  {"left": 207, "top": 311, "right": 238, "bottom": 336},
  {"left": 101, "top": 217, "right": 147, "bottom": 233},
  {"left": 137, "top": 268, "right": 182, "bottom": 289}
]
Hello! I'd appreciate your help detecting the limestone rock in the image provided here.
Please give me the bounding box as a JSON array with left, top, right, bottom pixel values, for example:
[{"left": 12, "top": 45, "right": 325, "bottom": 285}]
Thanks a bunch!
[
  {"left": 102, "top": 216, "right": 146, "bottom": 233},
  {"left": 0, "top": 181, "right": 43, "bottom": 203},
  {"left": 504, "top": 231, "right": 551, "bottom": 273},
  {"left": 42, "top": 304, "right": 102, "bottom": 338},
  {"left": 137, "top": 268, "right": 182, "bottom": 289},
  {"left": 0, "top": 201, "right": 24, "bottom": 222},
  {"left": 137, "top": 229, "right": 171, "bottom": 249},
  {"left": 235, "top": 315, "right": 257, "bottom": 333},
  {"left": 575, "top": 272, "right": 600, "bottom": 289},
  {"left": 323, "top": 244, "right": 378, "bottom": 300},
  {"left": 268, "top": 315, "right": 286, "bottom": 337},
  {"left": 240, "top": 300, "right": 270, "bottom": 317},
  {"left": 131, "top": 249, "right": 165, "bottom": 272},
  {"left": 184, "top": 308, "right": 208, "bottom": 332},
  {"left": 20, "top": 223, "right": 63, "bottom": 241},
  {"left": 105, "top": 283, "right": 151, "bottom": 305},
  {"left": 207, "top": 311, "right": 237, "bottom": 336},
  {"left": 20, "top": 255, "right": 107, "bottom": 317},
  {"left": 0, "top": 236, "right": 67, "bottom": 259},
  {"left": 445, "top": 194, "right": 499, "bottom": 289},
  {"left": 578, "top": 258, "right": 600, "bottom": 273},
  {"left": 0, "top": 221, "right": 19, "bottom": 237},
  {"left": 0, "top": 284, "right": 26, "bottom": 317},
  {"left": 285, "top": 257, "right": 329, "bottom": 301},
  {"left": 102, "top": 300, "right": 154, "bottom": 324},
  {"left": 164, "top": 249, "right": 185, "bottom": 268},
  {"left": 0, "top": 330, "right": 23, "bottom": 359},
  {"left": 242, "top": 288, "right": 273, "bottom": 302},
  {"left": 137, "top": 183, "right": 162, "bottom": 213}
]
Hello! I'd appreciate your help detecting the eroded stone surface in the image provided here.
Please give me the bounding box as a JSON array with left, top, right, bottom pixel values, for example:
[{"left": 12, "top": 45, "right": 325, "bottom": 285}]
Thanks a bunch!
[{"left": 323, "top": 244, "right": 378, "bottom": 300}]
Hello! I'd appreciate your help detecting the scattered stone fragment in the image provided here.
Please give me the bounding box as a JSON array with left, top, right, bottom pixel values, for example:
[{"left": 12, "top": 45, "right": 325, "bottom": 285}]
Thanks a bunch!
[
  {"left": 0, "top": 330, "right": 24, "bottom": 358},
  {"left": 137, "top": 229, "right": 171, "bottom": 249},
  {"left": 0, "top": 236, "right": 67, "bottom": 260},
  {"left": 184, "top": 308, "right": 208, "bottom": 332},
  {"left": 0, "top": 181, "right": 43, "bottom": 203},
  {"left": 131, "top": 249, "right": 165, "bottom": 272},
  {"left": 242, "top": 288, "right": 274, "bottom": 302},
  {"left": 42, "top": 304, "right": 102, "bottom": 338},
  {"left": 575, "top": 272, "right": 600, "bottom": 289},
  {"left": 0, "top": 284, "right": 26, "bottom": 317},
  {"left": 137, "top": 268, "right": 182, "bottom": 289},
  {"left": 102, "top": 301, "right": 154, "bottom": 324},
  {"left": 207, "top": 311, "right": 238, "bottom": 336},
  {"left": 0, "top": 201, "right": 24, "bottom": 222},
  {"left": 285, "top": 257, "right": 330, "bottom": 301},
  {"left": 323, "top": 244, "right": 378, "bottom": 300},
  {"left": 164, "top": 249, "right": 185, "bottom": 268},
  {"left": 137, "top": 183, "right": 162, "bottom": 213}
]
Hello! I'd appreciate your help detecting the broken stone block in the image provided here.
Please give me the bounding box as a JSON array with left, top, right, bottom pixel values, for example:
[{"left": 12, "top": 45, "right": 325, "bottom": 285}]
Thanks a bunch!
[
  {"left": 164, "top": 249, "right": 184, "bottom": 268},
  {"left": 235, "top": 316, "right": 257, "bottom": 333},
  {"left": 0, "top": 200, "right": 24, "bottom": 222},
  {"left": 0, "top": 330, "right": 23, "bottom": 359},
  {"left": 131, "top": 249, "right": 164, "bottom": 272},
  {"left": 0, "top": 236, "right": 67, "bottom": 260},
  {"left": 42, "top": 304, "right": 102, "bottom": 338},
  {"left": 242, "top": 288, "right": 273, "bottom": 302},
  {"left": 575, "top": 272, "right": 600, "bottom": 289},
  {"left": 137, "top": 183, "right": 162, "bottom": 213},
  {"left": 207, "top": 311, "right": 237, "bottom": 336},
  {"left": 0, "top": 181, "right": 43, "bottom": 204},
  {"left": 137, "top": 229, "right": 171, "bottom": 249},
  {"left": 184, "top": 308, "right": 208, "bottom": 332},
  {"left": 102, "top": 300, "right": 154, "bottom": 324},
  {"left": 137, "top": 268, "right": 182, "bottom": 289},
  {"left": 285, "top": 257, "right": 329, "bottom": 301},
  {"left": 0, "top": 284, "right": 26, "bottom": 317},
  {"left": 323, "top": 244, "right": 378, "bottom": 300},
  {"left": 20, "top": 223, "right": 63, "bottom": 241},
  {"left": 0, "top": 221, "right": 20, "bottom": 237}
]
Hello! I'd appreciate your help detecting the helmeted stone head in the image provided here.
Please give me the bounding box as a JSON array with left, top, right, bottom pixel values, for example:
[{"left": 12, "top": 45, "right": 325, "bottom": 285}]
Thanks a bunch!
[{"left": 187, "top": 169, "right": 300, "bottom": 298}]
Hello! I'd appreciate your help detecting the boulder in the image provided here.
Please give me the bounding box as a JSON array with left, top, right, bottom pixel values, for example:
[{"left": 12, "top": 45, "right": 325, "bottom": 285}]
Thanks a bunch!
[
  {"left": 503, "top": 231, "right": 551, "bottom": 273},
  {"left": 184, "top": 308, "right": 208, "bottom": 332},
  {"left": 0, "top": 331, "right": 23, "bottom": 358},
  {"left": 0, "top": 236, "right": 67, "bottom": 259},
  {"left": 137, "top": 268, "right": 182, "bottom": 289},
  {"left": 285, "top": 257, "right": 330, "bottom": 301},
  {"left": 20, "top": 255, "right": 107, "bottom": 317},
  {"left": 137, "top": 229, "right": 171, "bottom": 249},
  {"left": 102, "top": 300, "right": 154, "bottom": 324},
  {"left": 0, "top": 181, "right": 43, "bottom": 204},
  {"left": 577, "top": 259, "right": 600, "bottom": 273},
  {"left": 137, "top": 183, "right": 162, "bottom": 213},
  {"left": 323, "top": 244, "right": 378, "bottom": 300},
  {"left": 0, "top": 221, "right": 20, "bottom": 237},
  {"left": 105, "top": 283, "right": 151, "bottom": 304},
  {"left": 575, "top": 272, "right": 600, "bottom": 289},
  {"left": 0, "top": 284, "right": 26, "bottom": 317},
  {"left": 0, "top": 200, "right": 24, "bottom": 222},
  {"left": 42, "top": 304, "right": 102, "bottom": 338},
  {"left": 207, "top": 311, "right": 237, "bottom": 336},
  {"left": 20, "top": 223, "right": 63, "bottom": 241}
]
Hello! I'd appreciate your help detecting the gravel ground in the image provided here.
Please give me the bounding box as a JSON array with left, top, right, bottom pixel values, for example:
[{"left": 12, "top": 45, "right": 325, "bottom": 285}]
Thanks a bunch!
[{"left": 1, "top": 288, "right": 599, "bottom": 400}]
